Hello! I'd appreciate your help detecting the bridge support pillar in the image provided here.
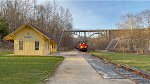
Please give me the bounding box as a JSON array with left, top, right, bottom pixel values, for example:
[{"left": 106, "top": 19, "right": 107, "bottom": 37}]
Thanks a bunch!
[{"left": 84, "top": 32, "right": 86, "bottom": 42}]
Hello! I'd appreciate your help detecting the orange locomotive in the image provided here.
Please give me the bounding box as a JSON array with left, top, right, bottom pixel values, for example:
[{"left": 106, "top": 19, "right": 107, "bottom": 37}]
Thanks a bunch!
[{"left": 78, "top": 42, "right": 88, "bottom": 52}]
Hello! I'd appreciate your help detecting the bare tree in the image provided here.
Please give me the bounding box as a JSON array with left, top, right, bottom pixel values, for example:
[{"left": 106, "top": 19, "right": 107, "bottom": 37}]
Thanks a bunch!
[
  {"left": 0, "top": 0, "right": 73, "bottom": 49},
  {"left": 117, "top": 13, "right": 145, "bottom": 52},
  {"left": 139, "top": 10, "right": 150, "bottom": 28}
]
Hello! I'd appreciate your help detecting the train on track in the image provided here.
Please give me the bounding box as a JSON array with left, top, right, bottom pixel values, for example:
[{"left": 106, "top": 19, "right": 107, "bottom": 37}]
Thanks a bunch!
[{"left": 78, "top": 42, "right": 88, "bottom": 52}]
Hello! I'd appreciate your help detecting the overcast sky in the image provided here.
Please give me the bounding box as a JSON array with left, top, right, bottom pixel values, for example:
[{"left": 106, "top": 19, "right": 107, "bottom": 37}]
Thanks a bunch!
[{"left": 37, "top": 0, "right": 150, "bottom": 30}]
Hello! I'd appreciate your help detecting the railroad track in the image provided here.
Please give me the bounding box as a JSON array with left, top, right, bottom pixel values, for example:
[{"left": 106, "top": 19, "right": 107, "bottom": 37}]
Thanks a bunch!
[
  {"left": 108, "top": 62, "right": 150, "bottom": 84},
  {"left": 83, "top": 53, "right": 150, "bottom": 84}
]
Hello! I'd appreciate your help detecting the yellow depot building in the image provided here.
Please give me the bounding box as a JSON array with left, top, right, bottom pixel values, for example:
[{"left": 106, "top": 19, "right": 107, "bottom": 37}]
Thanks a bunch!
[{"left": 4, "top": 24, "right": 57, "bottom": 55}]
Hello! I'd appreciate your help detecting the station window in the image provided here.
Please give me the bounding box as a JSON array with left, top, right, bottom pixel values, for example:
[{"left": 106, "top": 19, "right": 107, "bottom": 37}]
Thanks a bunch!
[
  {"left": 53, "top": 44, "right": 55, "bottom": 49},
  {"left": 35, "top": 41, "right": 39, "bottom": 50},
  {"left": 52, "top": 45, "right": 53, "bottom": 49},
  {"left": 19, "top": 41, "right": 23, "bottom": 50}
]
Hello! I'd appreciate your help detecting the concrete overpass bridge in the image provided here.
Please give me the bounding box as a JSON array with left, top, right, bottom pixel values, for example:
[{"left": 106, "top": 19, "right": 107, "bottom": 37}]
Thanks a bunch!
[{"left": 64, "top": 29, "right": 120, "bottom": 42}]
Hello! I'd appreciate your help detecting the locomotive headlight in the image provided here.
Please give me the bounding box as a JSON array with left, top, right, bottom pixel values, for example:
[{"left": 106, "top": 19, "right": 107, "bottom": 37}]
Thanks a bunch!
[{"left": 80, "top": 46, "right": 83, "bottom": 48}]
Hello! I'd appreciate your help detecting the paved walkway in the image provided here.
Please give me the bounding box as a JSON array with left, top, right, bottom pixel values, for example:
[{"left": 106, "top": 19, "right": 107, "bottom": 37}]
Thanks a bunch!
[{"left": 46, "top": 51, "right": 134, "bottom": 84}]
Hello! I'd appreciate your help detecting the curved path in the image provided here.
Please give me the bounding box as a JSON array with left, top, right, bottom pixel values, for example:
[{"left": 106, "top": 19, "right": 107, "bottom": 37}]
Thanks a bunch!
[{"left": 46, "top": 51, "right": 134, "bottom": 84}]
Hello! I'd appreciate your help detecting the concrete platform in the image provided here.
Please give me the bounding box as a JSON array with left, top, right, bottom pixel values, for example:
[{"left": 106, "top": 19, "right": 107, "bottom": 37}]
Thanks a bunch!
[{"left": 46, "top": 51, "right": 134, "bottom": 84}]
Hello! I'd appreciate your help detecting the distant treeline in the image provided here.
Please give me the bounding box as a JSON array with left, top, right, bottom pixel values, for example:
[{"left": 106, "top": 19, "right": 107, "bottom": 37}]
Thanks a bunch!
[{"left": 113, "top": 10, "right": 150, "bottom": 53}]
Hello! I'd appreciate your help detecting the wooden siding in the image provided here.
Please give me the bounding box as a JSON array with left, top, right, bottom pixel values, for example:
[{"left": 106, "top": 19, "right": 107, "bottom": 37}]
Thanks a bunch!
[
  {"left": 50, "top": 41, "right": 57, "bottom": 53},
  {"left": 14, "top": 27, "right": 45, "bottom": 55},
  {"left": 4, "top": 24, "right": 57, "bottom": 55}
]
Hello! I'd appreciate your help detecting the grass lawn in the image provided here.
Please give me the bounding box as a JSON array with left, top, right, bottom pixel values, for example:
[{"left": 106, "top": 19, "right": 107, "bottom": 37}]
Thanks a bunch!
[
  {"left": 0, "top": 56, "right": 64, "bottom": 84},
  {"left": 0, "top": 52, "right": 13, "bottom": 55},
  {"left": 91, "top": 51, "right": 150, "bottom": 72}
]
